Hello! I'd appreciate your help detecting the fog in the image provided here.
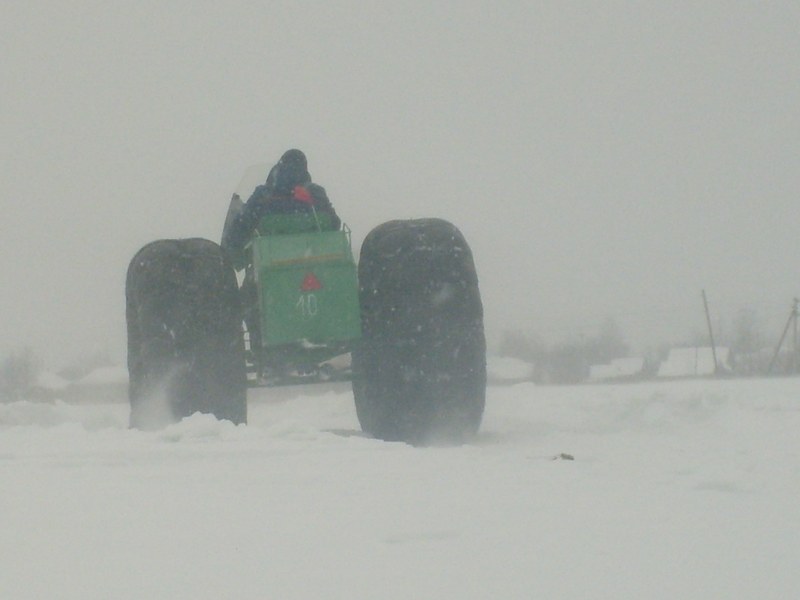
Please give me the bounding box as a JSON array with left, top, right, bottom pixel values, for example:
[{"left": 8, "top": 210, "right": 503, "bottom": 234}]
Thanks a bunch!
[{"left": 2, "top": 2, "right": 798, "bottom": 368}]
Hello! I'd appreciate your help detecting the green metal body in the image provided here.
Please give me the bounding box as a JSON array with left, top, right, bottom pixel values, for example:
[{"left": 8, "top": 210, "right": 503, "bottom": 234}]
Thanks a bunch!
[{"left": 249, "top": 214, "right": 361, "bottom": 369}]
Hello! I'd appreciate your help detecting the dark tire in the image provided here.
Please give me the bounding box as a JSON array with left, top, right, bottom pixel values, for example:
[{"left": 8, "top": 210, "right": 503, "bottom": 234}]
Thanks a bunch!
[
  {"left": 126, "top": 238, "right": 247, "bottom": 429},
  {"left": 352, "top": 219, "right": 486, "bottom": 445}
]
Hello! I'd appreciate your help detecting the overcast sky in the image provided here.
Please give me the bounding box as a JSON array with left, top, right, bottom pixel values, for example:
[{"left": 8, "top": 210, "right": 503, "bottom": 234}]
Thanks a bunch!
[{"left": 2, "top": 1, "right": 799, "bottom": 367}]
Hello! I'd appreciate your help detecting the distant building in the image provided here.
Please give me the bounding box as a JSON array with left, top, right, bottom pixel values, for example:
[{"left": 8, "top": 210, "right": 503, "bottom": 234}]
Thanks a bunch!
[
  {"left": 487, "top": 356, "right": 535, "bottom": 385},
  {"left": 588, "top": 357, "right": 645, "bottom": 382},
  {"left": 28, "top": 367, "right": 128, "bottom": 403},
  {"left": 27, "top": 370, "right": 70, "bottom": 401},
  {"left": 657, "top": 347, "right": 730, "bottom": 377}
]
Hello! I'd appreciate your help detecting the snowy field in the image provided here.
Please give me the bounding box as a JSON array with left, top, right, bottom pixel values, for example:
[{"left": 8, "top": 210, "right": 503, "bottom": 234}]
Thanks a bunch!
[{"left": 2, "top": 377, "right": 800, "bottom": 599}]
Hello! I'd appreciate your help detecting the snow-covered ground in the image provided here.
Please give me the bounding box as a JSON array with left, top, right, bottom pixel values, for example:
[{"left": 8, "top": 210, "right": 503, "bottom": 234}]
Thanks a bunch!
[{"left": 2, "top": 377, "right": 800, "bottom": 599}]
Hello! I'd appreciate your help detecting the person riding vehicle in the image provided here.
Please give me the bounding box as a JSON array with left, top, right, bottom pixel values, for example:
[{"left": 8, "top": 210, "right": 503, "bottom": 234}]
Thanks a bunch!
[
  {"left": 221, "top": 149, "right": 342, "bottom": 374},
  {"left": 223, "top": 149, "right": 340, "bottom": 258}
]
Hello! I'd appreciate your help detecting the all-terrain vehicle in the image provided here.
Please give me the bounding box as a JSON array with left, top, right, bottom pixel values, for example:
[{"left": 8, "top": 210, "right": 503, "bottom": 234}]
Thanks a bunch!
[{"left": 125, "top": 166, "right": 486, "bottom": 444}]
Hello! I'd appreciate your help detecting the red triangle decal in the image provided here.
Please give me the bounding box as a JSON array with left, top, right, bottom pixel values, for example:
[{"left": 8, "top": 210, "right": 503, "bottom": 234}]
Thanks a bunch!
[{"left": 301, "top": 272, "right": 322, "bottom": 291}]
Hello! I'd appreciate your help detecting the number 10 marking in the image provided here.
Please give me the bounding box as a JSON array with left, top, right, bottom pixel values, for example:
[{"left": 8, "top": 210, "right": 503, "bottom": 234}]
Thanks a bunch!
[{"left": 296, "top": 293, "right": 318, "bottom": 319}]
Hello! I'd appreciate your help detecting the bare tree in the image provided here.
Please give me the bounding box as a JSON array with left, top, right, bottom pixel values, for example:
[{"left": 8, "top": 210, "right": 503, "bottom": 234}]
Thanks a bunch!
[
  {"left": 730, "top": 308, "right": 765, "bottom": 355},
  {"left": 0, "top": 348, "right": 41, "bottom": 402}
]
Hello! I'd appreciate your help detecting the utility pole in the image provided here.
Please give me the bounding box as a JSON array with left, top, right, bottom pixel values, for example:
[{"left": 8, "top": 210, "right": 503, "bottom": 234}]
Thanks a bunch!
[
  {"left": 767, "top": 299, "right": 799, "bottom": 376},
  {"left": 702, "top": 290, "right": 718, "bottom": 375},
  {"left": 794, "top": 298, "right": 799, "bottom": 374}
]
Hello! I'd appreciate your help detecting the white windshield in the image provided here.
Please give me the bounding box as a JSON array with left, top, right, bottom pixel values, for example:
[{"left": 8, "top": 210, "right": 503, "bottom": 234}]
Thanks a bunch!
[{"left": 233, "top": 163, "right": 270, "bottom": 200}]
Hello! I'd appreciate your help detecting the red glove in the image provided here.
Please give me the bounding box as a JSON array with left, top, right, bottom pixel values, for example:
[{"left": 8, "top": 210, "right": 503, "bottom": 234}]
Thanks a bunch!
[{"left": 292, "top": 186, "right": 313, "bottom": 204}]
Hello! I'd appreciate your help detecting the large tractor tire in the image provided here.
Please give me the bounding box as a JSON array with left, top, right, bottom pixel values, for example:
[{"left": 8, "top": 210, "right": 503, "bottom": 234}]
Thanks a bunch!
[
  {"left": 352, "top": 219, "right": 486, "bottom": 445},
  {"left": 126, "top": 238, "right": 247, "bottom": 429}
]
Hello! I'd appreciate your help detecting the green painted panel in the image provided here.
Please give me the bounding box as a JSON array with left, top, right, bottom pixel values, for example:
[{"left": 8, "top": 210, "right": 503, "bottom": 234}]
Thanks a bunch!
[
  {"left": 256, "top": 212, "right": 334, "bottom": 235},
  {"left": 252, "top": 230, "right": 361, "bottom": 347}
]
